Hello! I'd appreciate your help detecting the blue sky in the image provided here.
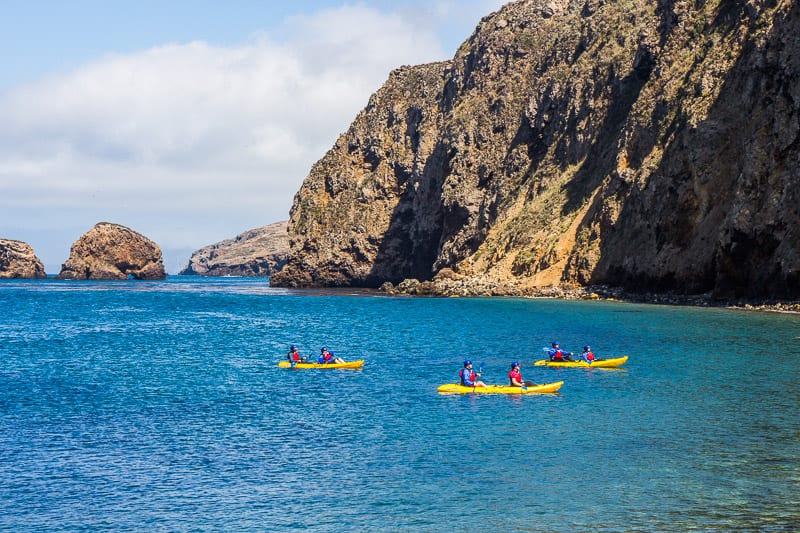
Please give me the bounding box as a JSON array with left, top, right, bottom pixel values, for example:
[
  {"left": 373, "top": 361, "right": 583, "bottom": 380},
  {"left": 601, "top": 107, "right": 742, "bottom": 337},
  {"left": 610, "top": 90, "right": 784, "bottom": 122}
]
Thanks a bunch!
[{"left": 0, "top": 0, "right": 507, "bottom": 273}]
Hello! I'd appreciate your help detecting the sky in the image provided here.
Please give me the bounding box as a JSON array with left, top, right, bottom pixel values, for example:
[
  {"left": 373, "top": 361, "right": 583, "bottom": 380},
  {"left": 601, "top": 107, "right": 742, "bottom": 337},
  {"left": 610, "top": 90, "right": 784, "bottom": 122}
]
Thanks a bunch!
[{"left": 0, "top": 0, "right": 508, "bottom": 274}]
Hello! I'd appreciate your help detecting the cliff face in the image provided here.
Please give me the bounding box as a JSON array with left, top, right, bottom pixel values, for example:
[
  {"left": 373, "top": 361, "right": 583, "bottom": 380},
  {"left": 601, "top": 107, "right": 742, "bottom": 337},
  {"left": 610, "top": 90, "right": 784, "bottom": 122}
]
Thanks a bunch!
[
  {"left": 58, "top": 222, "right": 166, "bottom": 280},
  {"left": 0, "top": 239, "right": 47, "bottom": 279},
  {"left": 272, "top": 0, "right": 800, "bottom": 300},
  {"left": 179, "top": 221, "right": 289, "bottom": 277}
]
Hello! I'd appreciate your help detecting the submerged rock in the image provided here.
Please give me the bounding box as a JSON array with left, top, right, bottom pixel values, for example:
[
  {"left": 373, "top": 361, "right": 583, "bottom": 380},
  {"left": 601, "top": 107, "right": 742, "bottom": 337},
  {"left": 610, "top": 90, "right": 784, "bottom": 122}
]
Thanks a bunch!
[
  {"left": 0, "top": 239, "right": 47, "bottom": 279},
  {"left": 58, "top": 222, "right": 166, "bottom": 280},
  {"left": 179, "top": 221, "right": 288, "bottom": 277}
]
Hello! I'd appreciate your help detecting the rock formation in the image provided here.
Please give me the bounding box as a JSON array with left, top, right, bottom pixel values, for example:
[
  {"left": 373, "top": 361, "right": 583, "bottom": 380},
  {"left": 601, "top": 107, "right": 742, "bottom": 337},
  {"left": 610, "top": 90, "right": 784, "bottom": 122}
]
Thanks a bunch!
[
  {"left": 179, "top": 221, "right": 289, "bottom": 277},
  {"left": 0, "top": 239, "right": 47, "bottom": 279},
  {"left": 58, "top": 222, "right": 166, "bottom": 280},
  {"left": 272, "top": 0, "right": 800, "bottom": 301}
]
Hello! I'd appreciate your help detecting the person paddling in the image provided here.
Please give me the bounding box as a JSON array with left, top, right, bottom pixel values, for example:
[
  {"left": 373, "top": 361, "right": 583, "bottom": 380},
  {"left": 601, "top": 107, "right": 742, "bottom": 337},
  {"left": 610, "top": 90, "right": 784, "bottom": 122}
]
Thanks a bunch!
[
  {"left": 508, "top": 362, "right": 525, "bottom": 386},
  {"left": 460, "top": 360, "right": 486, "bottom": 388},
  {"left": 318, "top": 347, "right": 345, "bottom": 364},
  {"left": 548, "top": 341, "right": 573, "bottom": 362},
  {"left": 581, "top": 345, "right": 596, "bottom": 364},
  {"left": 287, "top": 345, "right": 305, "bottom": 366},
  {"left": 508, "top": 361, "right": 536, "bottom": 387}
]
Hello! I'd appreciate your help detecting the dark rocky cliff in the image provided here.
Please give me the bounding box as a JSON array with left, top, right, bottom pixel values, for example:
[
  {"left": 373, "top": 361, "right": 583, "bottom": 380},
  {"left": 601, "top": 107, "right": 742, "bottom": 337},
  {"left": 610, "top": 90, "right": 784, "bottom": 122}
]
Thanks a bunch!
[
  {"left": 179, "top": 221, "right": 288, "bottom": 277},
  {"left": 272, "top": 0, "right": 800, "bottom": 300}
]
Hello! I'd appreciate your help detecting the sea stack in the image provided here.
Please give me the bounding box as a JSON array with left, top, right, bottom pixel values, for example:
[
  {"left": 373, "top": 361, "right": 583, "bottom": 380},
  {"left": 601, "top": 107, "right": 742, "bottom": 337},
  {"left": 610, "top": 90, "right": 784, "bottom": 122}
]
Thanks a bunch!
[
  {"left": 58, "top": 222, "right": 166, "bottom": 280},
  {"left": 0, "top": 239, "right": 47, "bottom": 279}
]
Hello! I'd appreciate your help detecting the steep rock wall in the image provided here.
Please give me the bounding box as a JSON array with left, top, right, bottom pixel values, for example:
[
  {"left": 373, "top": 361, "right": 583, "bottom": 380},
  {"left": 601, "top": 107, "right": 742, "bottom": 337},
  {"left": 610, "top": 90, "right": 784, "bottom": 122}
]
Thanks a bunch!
[{"left": 272, "top": 0, "right": 799, "bottom": 300}]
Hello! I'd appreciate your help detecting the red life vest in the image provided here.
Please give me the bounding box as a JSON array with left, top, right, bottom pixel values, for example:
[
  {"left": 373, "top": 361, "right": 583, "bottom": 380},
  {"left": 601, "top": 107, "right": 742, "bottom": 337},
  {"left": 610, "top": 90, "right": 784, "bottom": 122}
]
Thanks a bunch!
[
  {"left": 460, "top": 368, "right": 475, "bottom": 384},
  {"left": 585, "top": 351, "right": 595, "bottom": 361}
]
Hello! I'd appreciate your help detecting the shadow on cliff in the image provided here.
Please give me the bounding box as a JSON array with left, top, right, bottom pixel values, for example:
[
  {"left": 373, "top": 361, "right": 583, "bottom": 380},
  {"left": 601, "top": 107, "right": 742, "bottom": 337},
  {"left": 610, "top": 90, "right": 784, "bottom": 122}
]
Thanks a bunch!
[
  {"left": 562, "top": 47, "right": 657, "bottom": 214},
  {"left": 362, "top": 46, "right": 656, "bottom": 286},
  {"left": 592, "top": 2, "right": 800, "bottom": 299},
  {"left": 364, "top": 141, "right": 451, "bottom": 285}
]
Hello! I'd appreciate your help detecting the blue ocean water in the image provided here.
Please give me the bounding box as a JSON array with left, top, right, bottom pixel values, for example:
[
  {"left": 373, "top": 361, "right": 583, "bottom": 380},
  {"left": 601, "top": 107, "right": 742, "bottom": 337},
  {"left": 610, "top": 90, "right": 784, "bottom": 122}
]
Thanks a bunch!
[{"left": 1, "top": 277, "right": 799, "bottom": 532}]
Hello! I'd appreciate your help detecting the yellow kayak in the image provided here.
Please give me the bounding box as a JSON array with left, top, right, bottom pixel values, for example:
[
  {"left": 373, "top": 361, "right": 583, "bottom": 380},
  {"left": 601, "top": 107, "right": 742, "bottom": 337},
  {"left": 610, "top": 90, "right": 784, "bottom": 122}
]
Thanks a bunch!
[
  {"left": 533, "top": 356, "right": 628, "bottom": 368},
  {"left": 278, "top": 360, "right": 364, "bottom": 369},
  {"left": 437, "top": 381, "right": 563, "bottom": 394}
]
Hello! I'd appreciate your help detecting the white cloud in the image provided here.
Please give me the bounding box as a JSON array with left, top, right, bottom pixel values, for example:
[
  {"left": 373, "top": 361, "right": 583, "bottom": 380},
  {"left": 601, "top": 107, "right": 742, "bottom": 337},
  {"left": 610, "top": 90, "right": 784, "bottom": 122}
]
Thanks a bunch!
[
  {"left": 0, "top": 5, "right": 449, "bottom": 270},
  {"left": 0, "top": 2, "right": 514, "bottom": 272}
]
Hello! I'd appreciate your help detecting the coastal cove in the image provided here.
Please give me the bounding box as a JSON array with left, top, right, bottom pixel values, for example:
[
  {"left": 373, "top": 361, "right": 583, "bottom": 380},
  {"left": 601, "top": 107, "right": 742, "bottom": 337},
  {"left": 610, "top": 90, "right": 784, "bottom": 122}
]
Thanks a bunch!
[{"left": 1, "top": 276, "right": 799, "bottom": 531}]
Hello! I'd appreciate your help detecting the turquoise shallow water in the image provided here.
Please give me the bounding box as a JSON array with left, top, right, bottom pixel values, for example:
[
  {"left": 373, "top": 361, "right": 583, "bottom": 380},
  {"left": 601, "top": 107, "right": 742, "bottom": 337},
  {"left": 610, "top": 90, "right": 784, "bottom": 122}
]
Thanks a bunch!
[{"left": 1, "top": 276, "right": 799, "bottom": 532}]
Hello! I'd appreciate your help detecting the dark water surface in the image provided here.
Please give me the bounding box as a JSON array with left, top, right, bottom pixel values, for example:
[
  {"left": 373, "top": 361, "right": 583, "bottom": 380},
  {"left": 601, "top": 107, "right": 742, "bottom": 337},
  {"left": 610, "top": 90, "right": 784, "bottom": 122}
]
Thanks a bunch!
[{"left": 1, "top": 277, "right": 798, "bottom": 531}]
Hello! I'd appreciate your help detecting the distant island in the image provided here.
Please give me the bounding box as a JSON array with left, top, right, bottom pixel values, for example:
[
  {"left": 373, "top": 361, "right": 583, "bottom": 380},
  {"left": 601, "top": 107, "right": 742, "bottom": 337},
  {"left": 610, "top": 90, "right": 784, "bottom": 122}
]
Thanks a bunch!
[{"left": 179, "top": 221, "right": 288, "bottom": 277}]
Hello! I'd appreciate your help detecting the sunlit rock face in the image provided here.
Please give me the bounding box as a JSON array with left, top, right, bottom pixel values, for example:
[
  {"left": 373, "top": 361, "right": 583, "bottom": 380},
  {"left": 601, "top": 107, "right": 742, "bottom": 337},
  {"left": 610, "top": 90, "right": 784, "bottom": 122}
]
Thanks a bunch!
[
  {"left": 58, "top": 222, "right": 166, "bottom": 280},
  {"left": 273, "top": 0, "right": 800, "bottom": 300},
  {"left": 0, "top": 239, "right": 47, "bottom": 279}
]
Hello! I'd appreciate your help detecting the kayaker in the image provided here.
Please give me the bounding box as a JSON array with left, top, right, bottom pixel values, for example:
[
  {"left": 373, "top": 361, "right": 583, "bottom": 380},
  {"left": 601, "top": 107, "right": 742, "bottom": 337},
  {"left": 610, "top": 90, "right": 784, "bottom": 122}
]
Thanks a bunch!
[
  {"left": 508, "top": 362, "right": 525, "bottom": 386},
  {"left": 319, "top": 347, "right": 345, "bottom": 364},
  {"left": 509, "top": 361, "right": 536, "bottom": 387},
  {"left": 581, "top": 345, "right": 596, "bottom": 364},
  {"left": 287, "top": 345, "right": 304, "bottom": 364},
  {"left": 548, "top": 341, "right": 573, "bottom": 362},
  {"left": 460, "top": 360, "right": 486, "bottom": 388}
]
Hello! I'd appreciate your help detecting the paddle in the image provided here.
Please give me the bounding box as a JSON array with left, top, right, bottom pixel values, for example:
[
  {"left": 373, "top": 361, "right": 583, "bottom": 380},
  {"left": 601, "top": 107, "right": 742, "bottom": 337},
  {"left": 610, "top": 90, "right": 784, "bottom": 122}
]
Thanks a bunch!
[{"left": 472, "top": 361, "right": 485, "bottom": 390}]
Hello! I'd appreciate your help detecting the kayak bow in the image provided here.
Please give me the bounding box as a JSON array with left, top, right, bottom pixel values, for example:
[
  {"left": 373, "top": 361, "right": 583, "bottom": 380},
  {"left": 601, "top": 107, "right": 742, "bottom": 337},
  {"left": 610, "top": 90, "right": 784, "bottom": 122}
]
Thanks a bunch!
[
  {"left": 437, "top": 381, "right": 563, "bottom": 394},
  {"left": 533, "top": 356, "right": 628, "bottom": 368}
]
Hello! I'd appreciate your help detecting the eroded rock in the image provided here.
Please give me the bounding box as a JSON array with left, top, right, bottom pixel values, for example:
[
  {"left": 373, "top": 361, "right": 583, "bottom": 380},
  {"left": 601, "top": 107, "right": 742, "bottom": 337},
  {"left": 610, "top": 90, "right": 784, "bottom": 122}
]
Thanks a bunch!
[
  {"left": 0, "top": 239, "right": 47, "bottom": 279},
  {"left": 58, "top": 222, "right": 166, "bottom": 280}
]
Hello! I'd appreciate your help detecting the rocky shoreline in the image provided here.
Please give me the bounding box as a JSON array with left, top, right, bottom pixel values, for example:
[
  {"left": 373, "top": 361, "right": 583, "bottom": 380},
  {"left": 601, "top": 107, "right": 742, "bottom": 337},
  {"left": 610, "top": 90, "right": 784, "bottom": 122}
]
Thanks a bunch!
[{"left": 377, "top": 276, "right": 800, "bottom": 313}]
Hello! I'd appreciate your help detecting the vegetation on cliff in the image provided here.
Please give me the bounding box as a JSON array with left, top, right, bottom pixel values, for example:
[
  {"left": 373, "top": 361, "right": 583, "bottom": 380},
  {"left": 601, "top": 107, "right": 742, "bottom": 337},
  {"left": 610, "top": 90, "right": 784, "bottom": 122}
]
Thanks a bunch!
[{"left": 272, "top": 0, "right": 799, "bottom": 301}]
